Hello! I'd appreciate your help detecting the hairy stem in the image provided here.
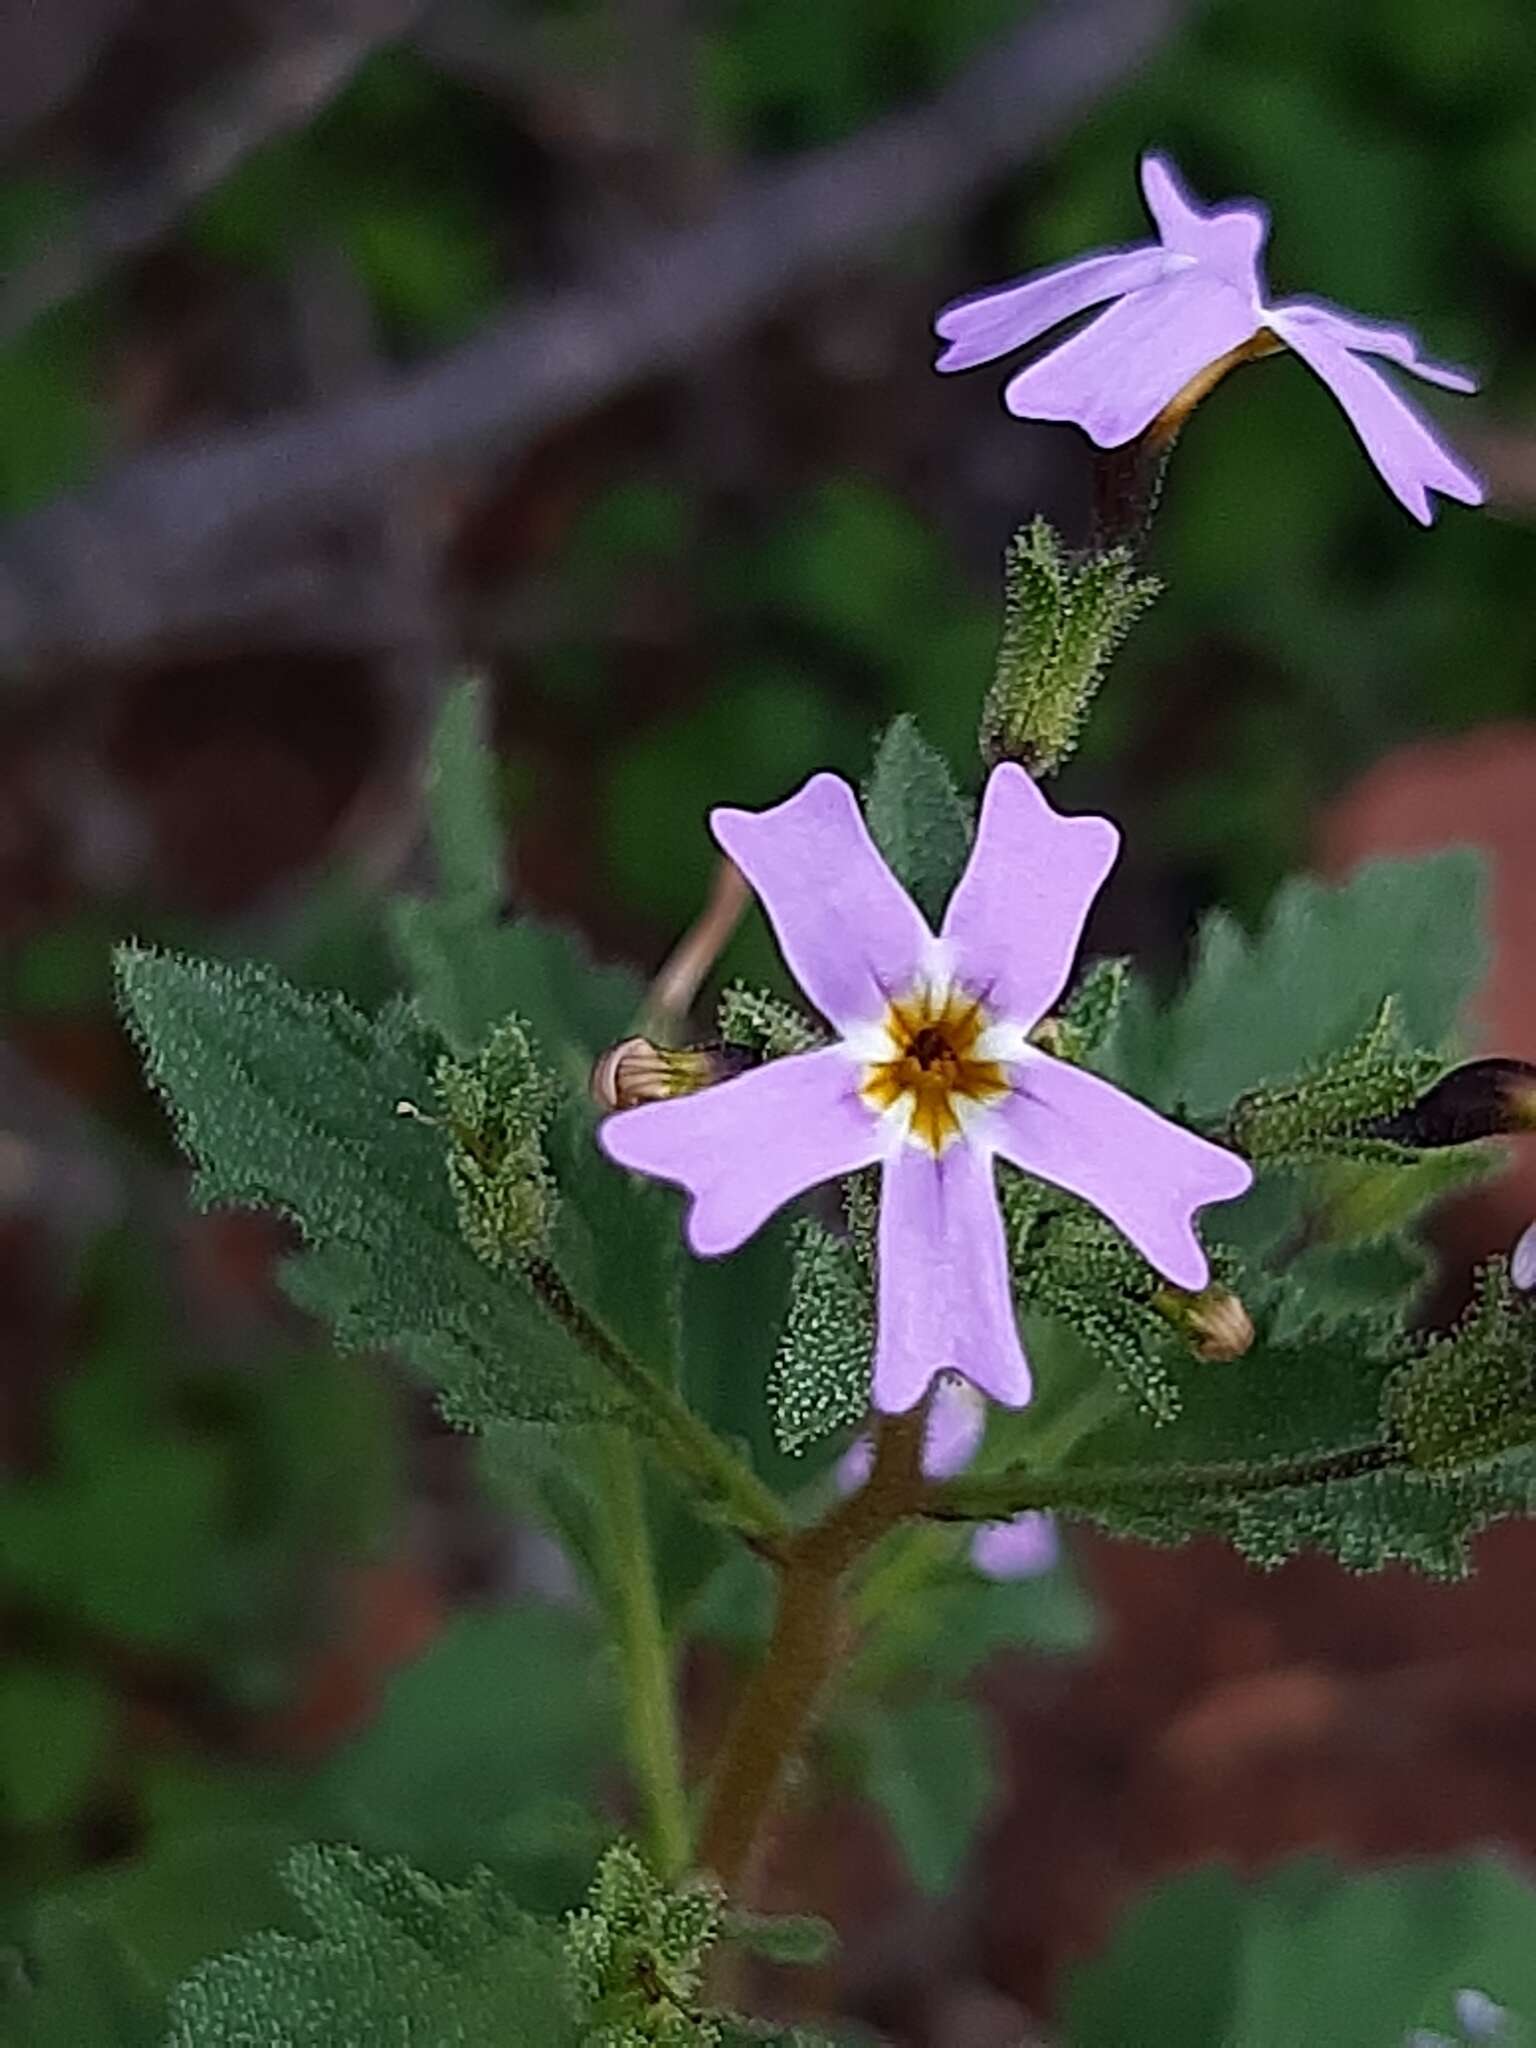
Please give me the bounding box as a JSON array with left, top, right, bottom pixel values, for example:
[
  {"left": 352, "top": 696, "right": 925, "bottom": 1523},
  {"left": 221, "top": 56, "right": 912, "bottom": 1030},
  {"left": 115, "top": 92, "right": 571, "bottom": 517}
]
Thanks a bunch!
[
  {"left": 526, "top": 1257, "right": 793, "bottom": 1553},
  {"left": 695, "top": 1408, "right": 926, "bottom": 1892},
  {"left": 595, "top": 1429, "right": 691, "bottom": 1879}
]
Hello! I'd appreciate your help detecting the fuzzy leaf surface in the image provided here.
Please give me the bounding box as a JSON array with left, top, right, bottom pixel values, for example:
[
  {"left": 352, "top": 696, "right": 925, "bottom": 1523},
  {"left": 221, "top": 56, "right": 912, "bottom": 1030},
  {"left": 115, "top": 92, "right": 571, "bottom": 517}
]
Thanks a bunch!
[{"left": 115, "top": 947, "right": 614, "bottom": 1429}]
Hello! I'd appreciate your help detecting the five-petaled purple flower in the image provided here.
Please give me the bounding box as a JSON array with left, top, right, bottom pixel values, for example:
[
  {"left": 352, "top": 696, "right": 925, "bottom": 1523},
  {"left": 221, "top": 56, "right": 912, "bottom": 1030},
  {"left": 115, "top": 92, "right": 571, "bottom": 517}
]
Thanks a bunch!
[
  {"left": 839, "top": 1376, "right": 1059, "bottom": 1577},
  {"left": 934, "top": 151, "right": 1484, "bottom": 526},
  {"left": 599, "top": 763, "right": 1252, "bottom": 1414}
]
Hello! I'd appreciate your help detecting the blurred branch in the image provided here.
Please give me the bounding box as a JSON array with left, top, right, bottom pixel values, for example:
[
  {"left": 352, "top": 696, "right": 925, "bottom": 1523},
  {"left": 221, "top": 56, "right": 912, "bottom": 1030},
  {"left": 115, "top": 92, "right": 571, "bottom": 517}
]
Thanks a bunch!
[
  {"left": 0, "top": 0, "right": 137, "bottom": 150},
  {"left": 409, "top": 0, "right": 549, "bottom": 106},
  {"left": 0, "top": 0, "right": 1185, "bottom": 672},
  {"left": 0, "top": 0, "right": 427, "bottom": 346}
]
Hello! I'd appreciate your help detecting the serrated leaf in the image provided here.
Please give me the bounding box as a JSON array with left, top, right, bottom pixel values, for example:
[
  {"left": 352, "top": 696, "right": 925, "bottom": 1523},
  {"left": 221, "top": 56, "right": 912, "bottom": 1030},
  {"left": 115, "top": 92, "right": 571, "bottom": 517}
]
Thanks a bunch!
[
  {"left": 861, "top": 716, "right": 971, "bottom": 925},
  {"left": 1224, "top": 998, "right": 1447, "bottom": 1166},
  {"left": 857, "top": 1694, "right": 995, "bottom": 1896},
  {"left": 977, "top": 1281, "right": 1536, "bottom": 1578},
  {"left": 1105, "top": 850, "right": 1489, "bottom": 1125},
  {"left": 114, "top": 947, "right": 614, "bottom": 1429},
  {"left": 165, "top": 1847, "right": 577, "bottom": 2048}
]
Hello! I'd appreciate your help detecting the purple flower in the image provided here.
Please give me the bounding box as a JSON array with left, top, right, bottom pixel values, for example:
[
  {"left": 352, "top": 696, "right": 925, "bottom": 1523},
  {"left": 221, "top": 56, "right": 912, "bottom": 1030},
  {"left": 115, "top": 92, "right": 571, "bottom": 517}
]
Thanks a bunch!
[
  {"left": 600, "top": 763, "right": 1252, "bottom": 1414},
  {"left": 839, "top": 1376, "right": 1058, "bottom": 1577},
  {"left": 1512, "top": 1222, "right": 1536, "bottom": 1292},
  {"left": 934, "top": 151, "right": 1484, "bottom": 526}
]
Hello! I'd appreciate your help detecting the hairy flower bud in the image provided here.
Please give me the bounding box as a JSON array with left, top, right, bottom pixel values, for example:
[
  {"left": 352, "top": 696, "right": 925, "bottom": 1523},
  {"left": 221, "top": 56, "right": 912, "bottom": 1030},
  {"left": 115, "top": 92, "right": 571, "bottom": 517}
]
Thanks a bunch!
[
  {"left": 590, "top": 1037, "right": 751, "bottom": 1112},
  {"left": 1153, "top": 1282, "right": 1255, "bottom": 1361},
  {"left": 980, "top": 519, "right": 1159, "bottom": 778}
]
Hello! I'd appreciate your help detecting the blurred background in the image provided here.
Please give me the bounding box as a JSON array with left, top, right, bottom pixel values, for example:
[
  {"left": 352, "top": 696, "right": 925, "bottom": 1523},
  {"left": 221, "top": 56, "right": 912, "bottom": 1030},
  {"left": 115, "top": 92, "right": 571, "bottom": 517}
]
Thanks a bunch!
[{"left": 3, "top": 0, "right": 1536, "bottom": 2039}]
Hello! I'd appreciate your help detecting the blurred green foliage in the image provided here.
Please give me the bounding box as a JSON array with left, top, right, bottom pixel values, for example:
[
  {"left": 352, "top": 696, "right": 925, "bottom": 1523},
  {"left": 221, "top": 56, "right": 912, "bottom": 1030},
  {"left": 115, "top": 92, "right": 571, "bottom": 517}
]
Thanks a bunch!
[
  {"left": 1063, "top": 1854, "right": 1536, "bottom": 2047},
  {"left": 0, "top": 1234, "right": 397, "bottom": 1918}
]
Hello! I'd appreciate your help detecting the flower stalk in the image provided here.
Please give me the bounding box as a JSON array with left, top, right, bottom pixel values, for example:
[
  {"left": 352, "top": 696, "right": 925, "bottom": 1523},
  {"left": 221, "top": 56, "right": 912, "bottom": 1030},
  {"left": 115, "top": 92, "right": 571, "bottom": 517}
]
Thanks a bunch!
[
  {"left": 695, "top": 1407, "right": 927, "bottom": 1891},
  {"left": 594, "top": 1428, "right": 692, "bottom": 1880}
]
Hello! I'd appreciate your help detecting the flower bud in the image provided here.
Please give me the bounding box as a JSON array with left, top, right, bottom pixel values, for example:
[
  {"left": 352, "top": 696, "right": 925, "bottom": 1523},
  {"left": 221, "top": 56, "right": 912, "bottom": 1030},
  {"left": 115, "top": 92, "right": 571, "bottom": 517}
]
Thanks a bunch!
[
  {"left": 1153, "top": 1283, "right": 1255, "bottom": 1361},
  {"left": 591, "top": 1037, "right": 751, "bottom": 1112},
  {"left": 1363, "top": 1057, "right": 1536, "bottom": 1148}
]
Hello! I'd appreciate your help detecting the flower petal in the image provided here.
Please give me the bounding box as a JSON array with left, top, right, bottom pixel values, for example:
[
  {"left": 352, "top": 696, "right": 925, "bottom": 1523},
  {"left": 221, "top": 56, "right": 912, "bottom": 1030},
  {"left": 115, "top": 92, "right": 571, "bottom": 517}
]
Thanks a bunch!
[
  {"left": 923, "top": 1375, "right": 988, "bottom": 1478},
  {"left": 971, "top": 1513, "right": 1058, "bottom": 1580},
  {"left": 1269, "top": 295, "right": 1477, "bottom": 393},
  {"left": 1513, "top": 1222, "right": 1536, "bottom": 1293},
  {"left": 873, "top": 1142, "right": 1031, "bottom": 1414},
  {"left": 933, "top": 246, "right": 1168, "bottom": 373},
  {"left": 1139, "top": 150, "right": 1269, "bottom": 294},
  {"left": 711, "top": 774, "right": 931, "bottom": 1035},
  {"left": 990, "top": 1057, "right": 1253, "bottom": 1289},
  {"left": 1002, "top": 270, "right": 1260, "bottom": 447},
  {"left": 599, "top": 1046, "right": 879, "bottom": 1256},
  {"left": 940, "top": 763, "right": 1119, "bottom": 1032},
  {"left": 1269, "top": 314, "right": 1485, "bottom": 524}
]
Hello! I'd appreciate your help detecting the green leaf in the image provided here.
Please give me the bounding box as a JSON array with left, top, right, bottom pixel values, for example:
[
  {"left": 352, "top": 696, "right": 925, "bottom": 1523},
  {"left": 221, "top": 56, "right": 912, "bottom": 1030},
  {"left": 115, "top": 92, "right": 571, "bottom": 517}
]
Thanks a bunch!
[
  {"left": 913, "top": 1556, "right": 1099, "bottom": 1677},
  {"left": 0, "top": 1664, "right": 113, "bottom": 1831},
  {"left": 165, "top": 1847, "right": 578, "bottom": 2048},
  {"left": 1063, "top": 1855, "right": 1536, "bottom": 2048},
  {"left": 1223, "top": 998, "right": 1447, "bottom": 1166},
  {"left": 857, "top": 1695, "right": 995, "bottom": 1896},
  {"left": 115, "top": 948, "right": 615, "bottom": 1430},
  {"left": 421, "top": 675, "right": 507, "bottom": 916},
  {"left": 319, "top": 1608, "right": 617, "bottom": 1881},
  {"left": 861, "top": 716, "right": 971, "bottom": 926},
  {"left": 61, "top": 1825, "right": 308, "bottom": 1999},
  {"left": 977, "top": 1297, "right": 1536, "bottom": 1578},
  {"left": 0, "top": 1437, "right": 232, "bottom": 1649},
  {"left": 389, "top": 674, "right": 640, "bottom": 1070},
  {"left": 0, "top": 1901, "right": 162, "bottom": 2048},
  {"left": 1105, "top": 850, "right": 1489, "bottom": 1126},
  {"left": 391, "top": 900, "right": 642, "bottom": 1076}
]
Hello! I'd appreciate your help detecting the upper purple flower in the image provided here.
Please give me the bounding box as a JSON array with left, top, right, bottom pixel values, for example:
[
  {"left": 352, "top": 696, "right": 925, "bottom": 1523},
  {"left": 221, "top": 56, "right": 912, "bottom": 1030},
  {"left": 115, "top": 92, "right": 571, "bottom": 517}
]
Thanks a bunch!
[
  {"left": 934, "top": 150, "right": 1484, "bottom": 526},
  {"left": 599, "top": 764, "right": 1252, "bottom": 1414}
]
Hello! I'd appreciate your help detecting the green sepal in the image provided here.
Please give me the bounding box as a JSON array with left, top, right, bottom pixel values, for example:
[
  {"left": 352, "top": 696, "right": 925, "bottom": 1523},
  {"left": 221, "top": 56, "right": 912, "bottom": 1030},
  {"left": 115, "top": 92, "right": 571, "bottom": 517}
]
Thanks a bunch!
[
  {"left": 1386, "top": 1260, "right": 1536, "bottom": 1471},
  {"left": 1223, "top": 998, "right": 1448, "bottom": 1167},
  {"left": 768, "top": 1220, "right": 874, "bottom": 1455}
]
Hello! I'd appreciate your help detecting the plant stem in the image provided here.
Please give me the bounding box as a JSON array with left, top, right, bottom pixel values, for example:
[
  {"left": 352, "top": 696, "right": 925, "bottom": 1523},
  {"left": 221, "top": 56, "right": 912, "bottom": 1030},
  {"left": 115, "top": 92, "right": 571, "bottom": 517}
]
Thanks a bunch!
[
  {"left": 923, "top": 1436, "right": 1397, "bottom": 1522},
  {"left": 595, "top": 1428, "right": 691, "bottom": 1880},
  {"left": 695, "top": 1408, "right": 926, "bottom": 1892},
  {"left": 526, "top": 1257, "right": 793, "bottom": 1553}
]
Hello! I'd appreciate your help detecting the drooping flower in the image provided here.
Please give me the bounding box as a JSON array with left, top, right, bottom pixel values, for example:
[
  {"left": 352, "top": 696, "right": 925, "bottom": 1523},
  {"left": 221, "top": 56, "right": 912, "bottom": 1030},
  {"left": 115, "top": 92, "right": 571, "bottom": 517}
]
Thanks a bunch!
[
  {"left": 599, "top": 764, "right": 1252, "bottom": 1414},
  {"left": 838, "top": 1375, "right": 1059, "bottom": 1578},
  {"left": 934, "top": 150, "right": 1484, "bottom": 526}
]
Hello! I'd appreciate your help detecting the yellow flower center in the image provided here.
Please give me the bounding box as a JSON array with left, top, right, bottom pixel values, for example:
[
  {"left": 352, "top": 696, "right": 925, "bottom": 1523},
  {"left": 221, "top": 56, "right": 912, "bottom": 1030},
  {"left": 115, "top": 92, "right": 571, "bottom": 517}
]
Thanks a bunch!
[{"left": 860, "top": 984, "right": 1010, "bottom": 1155}]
